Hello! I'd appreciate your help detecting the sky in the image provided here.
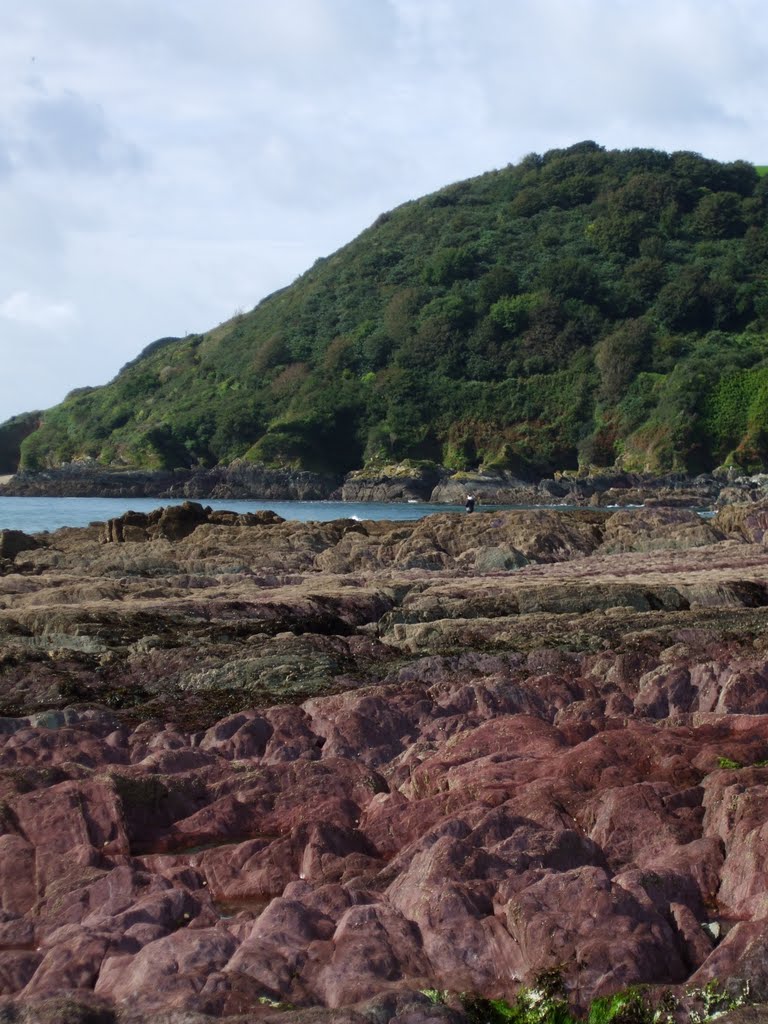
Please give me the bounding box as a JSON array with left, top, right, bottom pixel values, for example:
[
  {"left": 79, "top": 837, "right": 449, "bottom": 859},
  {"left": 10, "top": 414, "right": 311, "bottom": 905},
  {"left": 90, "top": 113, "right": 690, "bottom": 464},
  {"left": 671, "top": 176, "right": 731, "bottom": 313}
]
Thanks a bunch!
[{"left": 1, "top": 0, "right": 767, "bottom": 423}]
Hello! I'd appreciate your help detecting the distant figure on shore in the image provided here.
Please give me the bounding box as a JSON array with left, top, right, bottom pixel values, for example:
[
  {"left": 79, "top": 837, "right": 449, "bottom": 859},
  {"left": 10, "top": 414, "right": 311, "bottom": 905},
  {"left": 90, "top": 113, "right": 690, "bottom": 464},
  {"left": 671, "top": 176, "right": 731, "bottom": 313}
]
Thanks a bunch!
[{"left": 465, "top": 494, "right": 475, "bottom": 513}]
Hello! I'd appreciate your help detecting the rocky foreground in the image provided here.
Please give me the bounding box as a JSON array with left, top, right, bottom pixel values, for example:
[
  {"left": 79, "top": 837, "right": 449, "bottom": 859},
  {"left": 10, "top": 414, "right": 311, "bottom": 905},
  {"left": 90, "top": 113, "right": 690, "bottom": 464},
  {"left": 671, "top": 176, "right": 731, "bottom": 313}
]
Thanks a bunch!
[{"left": 3, "top": 503, "right": 768, "bottom": 1022}]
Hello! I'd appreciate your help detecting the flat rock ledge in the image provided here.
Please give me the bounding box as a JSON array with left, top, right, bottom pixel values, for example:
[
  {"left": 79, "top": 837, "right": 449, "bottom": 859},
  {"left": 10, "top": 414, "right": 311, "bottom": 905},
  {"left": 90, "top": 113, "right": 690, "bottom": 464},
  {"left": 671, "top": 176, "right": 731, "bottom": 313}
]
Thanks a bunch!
[{"left": 3, "top": 505, "right": 768, "bottom": 1021}]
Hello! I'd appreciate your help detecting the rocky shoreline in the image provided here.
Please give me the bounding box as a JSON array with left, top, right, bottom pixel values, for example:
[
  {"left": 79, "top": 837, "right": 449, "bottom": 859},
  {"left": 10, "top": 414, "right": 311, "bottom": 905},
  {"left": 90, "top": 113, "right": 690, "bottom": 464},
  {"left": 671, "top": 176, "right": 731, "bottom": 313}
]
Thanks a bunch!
[
  {"left": 4, "top": 461, "right": 768, "bottom": 509},
  {"left": 0, "top": 462, "right": 342, "bottom": 501},
  {"left": 2, "top": 502, "right": 768, "bottom": 1021}
]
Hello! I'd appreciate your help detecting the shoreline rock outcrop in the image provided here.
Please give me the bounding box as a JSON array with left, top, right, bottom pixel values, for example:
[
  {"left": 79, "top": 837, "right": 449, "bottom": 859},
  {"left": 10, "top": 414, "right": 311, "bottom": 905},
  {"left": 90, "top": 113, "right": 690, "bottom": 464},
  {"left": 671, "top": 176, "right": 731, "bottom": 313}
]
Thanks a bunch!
[
  {"left": 0, "top": 461, "right": 342, "bottom": 500},
  {"left": 5, "top": 460, "right": 768, "bottom": 510},
  {"left": 3, "top": 504, "right": 768, "bottom": 1021}
]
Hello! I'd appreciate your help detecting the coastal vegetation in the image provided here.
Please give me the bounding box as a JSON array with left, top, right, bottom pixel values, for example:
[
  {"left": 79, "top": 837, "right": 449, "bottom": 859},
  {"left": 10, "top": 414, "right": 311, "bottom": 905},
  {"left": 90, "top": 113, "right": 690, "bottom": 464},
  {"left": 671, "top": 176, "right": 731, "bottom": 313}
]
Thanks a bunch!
[
  {"left": 425, "top": 975, "right": 752, "bottom": 1024},
  {"left": 10, "top": 143, "right": 768, "bottom": 478}
]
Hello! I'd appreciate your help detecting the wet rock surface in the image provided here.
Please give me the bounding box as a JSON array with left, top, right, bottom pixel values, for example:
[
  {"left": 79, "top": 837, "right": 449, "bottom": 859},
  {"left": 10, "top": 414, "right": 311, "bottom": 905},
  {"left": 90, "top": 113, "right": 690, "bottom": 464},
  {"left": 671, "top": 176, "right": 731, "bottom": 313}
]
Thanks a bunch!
[{"left": 2, "top": 504, "right": 768, "bottom": 1021}]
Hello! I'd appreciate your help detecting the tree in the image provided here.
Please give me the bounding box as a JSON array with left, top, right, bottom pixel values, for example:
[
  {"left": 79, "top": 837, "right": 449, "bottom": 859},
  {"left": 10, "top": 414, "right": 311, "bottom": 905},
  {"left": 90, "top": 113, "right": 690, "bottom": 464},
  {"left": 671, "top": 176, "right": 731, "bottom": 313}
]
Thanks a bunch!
[
  {"left": 595, "top": 319, "right": 654, "bottom": 401},
  {"left": 691, "top": 191, "right": 746, "bottom": 240}
]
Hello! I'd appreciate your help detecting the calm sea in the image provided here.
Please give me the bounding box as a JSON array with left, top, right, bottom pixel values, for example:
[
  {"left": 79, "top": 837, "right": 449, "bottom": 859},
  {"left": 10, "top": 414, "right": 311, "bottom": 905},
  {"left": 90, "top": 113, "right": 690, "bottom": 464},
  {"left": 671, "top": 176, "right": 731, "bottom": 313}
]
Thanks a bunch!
[
  {"left": 0, "top": 496, "right": 713, "bottom": 535},
  {"left": 0, "top": 496, "right": 486, "bottom": 534}
]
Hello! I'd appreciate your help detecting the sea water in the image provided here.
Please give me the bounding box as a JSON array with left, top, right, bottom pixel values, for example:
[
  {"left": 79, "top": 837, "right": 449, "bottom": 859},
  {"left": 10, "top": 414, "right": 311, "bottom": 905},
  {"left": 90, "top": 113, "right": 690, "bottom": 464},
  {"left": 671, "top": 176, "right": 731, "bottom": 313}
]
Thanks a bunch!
[
  {"left": 0, "top": 496, "right": 715, "bottom": 534},
  {"left": 0, "top": 496, "right": 485, "bottom": 533}
]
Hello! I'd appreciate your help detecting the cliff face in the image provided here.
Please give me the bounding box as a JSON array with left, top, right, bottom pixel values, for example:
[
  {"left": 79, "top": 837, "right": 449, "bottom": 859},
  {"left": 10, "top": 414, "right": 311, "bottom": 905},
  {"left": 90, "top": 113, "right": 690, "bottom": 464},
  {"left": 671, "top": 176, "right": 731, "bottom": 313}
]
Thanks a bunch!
[
  {"left": 0, "top": 410, "right": 41, "bottom": 474},
  {"left": 2, "top": 504, "right": 768, "bottom": 1021}
]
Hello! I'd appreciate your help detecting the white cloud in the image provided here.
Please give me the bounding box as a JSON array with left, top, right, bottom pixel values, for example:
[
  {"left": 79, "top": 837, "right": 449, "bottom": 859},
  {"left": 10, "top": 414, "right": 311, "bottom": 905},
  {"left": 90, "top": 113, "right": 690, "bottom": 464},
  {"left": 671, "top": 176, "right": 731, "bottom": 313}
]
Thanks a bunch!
[
  {"left": 13, "top": 89, "right": 146, "bottom": 174},
  {"left": 0, "top": 290, "right": 77, "bottom": 329}
]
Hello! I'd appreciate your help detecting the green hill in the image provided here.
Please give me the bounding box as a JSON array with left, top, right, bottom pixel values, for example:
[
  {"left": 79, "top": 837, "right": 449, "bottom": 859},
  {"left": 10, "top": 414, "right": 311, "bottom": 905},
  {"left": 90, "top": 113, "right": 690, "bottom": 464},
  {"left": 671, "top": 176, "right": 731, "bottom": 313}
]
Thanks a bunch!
[{"left": 13, "top": 142, "right": 768, "bottom": 478}]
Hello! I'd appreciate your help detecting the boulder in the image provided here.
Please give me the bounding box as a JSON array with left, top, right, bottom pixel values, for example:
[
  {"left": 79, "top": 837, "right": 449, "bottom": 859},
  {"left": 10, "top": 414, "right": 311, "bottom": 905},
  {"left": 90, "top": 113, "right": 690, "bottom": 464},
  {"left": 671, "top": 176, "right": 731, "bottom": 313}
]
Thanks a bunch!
[
  {"left": 0, "top": 530, "right": 39, "bottom": 560},
  {"left": 715, "top": 501, "right": 768, "bottom": 543}
]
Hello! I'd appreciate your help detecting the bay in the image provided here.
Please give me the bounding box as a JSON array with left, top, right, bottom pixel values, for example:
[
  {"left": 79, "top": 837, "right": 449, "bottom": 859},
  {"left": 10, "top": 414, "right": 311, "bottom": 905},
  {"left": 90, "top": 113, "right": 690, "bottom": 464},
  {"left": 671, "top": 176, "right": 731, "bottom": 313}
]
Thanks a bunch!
[
  {"left": 0, "top": 495, "right": 498, "bottom": 533},
  {"left": 0, "top": 496, "right": 714, "bottom": 535}
]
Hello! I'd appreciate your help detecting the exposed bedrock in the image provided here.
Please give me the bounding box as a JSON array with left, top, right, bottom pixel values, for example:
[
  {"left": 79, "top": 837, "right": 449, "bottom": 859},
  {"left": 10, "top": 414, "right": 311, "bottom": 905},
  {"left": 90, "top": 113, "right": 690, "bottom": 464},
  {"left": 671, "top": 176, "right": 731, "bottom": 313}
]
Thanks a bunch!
[
  {"left": 5, "top": 460, "right": 768, "bottom": 508},
  {"left": 0, "top": 462, "right": 342, "bottom": 499},
  {"left": 2, "top": 505, "right": 768, "bottom": 1020}
]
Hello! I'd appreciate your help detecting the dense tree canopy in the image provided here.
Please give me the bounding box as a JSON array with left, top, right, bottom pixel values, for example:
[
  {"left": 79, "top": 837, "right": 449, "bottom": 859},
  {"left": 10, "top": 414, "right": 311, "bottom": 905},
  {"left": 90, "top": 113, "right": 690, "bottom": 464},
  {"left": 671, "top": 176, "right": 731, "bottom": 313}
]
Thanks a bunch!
[{"left": 13, "top": 143, "right": 768, "bottom": 476}]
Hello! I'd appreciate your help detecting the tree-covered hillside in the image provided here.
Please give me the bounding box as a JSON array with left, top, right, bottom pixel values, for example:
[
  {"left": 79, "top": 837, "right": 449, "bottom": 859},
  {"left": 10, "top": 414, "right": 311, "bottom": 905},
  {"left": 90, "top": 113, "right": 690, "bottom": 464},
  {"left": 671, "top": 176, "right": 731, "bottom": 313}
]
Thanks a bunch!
[{"left": 15, "top": 142, "right": 768, "bottom": 477}]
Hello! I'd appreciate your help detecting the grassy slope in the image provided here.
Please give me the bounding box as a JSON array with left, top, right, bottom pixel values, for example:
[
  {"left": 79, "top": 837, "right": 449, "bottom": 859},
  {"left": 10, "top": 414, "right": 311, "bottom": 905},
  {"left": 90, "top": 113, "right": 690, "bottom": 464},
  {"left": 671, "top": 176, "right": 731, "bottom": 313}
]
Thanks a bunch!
[{"left": 14, "top": 143, "right": 768, "bottom": 477}]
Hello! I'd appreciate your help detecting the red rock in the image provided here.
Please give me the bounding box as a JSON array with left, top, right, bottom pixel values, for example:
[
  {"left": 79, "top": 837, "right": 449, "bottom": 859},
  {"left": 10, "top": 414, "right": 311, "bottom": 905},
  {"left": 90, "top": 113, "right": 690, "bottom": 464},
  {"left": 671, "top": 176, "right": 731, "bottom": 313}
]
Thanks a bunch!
[
  {"left": 199, "top": 711, "right": 272, "bottom": 757},
  {"left": 6, "top": 508, "right": 768, "bottom": 1017},
  {"left": 11, "top": 779, "right": 129, "bottom": 893},
  {"left": 0, "top": 835, "right": 36, "bottom": 916},
  {"left": 263, "top": 705, "right": 323, "bottom": 763},
  {"left": 94, "top": 925, "right": 238, "bottom": 1010},
  {"left": 0, "top": 952, "right": 42, "bottom": 996},
  {"left": 688, "top": 919, "right": 768, "bottom": 999},
  {"left": 223, "top": 898, "right": 320, "bottom": 1003},
  {"left": 312, "top": 902, "right": 431, "bottom": 1007},
  {"left": 0, "top": 911, "right": 34, "bottom": 948},
  {"left": 584, "top": 782, "right": 701, "bottom": 870},
  {"left": 670, "top": 901, "right": 715, "bottom": 970},
  {"left": 200, "top": 836, "right": 296, "bottom": 902},
  {"left": 23, "top": 924, "right": 116, "bottom": 996},
  {"left": 501, "top": 865, "right": 687, "bottom": 997}
]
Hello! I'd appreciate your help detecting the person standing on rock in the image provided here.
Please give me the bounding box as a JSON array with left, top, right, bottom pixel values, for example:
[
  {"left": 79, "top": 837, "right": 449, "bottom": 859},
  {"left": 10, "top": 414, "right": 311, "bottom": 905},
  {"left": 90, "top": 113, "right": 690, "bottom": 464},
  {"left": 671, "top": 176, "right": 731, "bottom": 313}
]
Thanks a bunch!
[{"left": 465, "top": 494, "right": 476, "bottom": 513}]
